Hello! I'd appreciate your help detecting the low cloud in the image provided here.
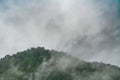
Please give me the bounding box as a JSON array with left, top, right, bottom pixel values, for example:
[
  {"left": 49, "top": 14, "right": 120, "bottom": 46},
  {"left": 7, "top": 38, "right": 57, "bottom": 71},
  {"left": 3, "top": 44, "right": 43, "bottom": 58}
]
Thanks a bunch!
[{"left": 0, "top": 0, "right": 120, "bottom": 66}]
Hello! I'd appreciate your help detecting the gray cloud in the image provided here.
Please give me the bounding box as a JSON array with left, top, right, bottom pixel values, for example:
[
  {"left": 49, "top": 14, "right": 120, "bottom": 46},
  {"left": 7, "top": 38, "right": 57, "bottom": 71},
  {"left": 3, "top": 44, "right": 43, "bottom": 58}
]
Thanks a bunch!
[{"left": 0, "top": 0, "right": 120, "bottom": 66}]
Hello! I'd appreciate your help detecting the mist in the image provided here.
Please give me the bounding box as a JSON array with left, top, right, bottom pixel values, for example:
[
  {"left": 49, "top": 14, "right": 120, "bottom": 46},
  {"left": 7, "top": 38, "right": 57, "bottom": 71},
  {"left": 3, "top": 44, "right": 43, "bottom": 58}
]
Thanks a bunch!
[{"left": 0, "top": 0, "right": 120, "bottom": 66}]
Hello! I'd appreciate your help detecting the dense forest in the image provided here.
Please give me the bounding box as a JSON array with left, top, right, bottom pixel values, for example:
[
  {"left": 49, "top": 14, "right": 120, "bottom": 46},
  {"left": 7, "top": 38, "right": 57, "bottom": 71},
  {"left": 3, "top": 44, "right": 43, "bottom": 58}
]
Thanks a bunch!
[{"left": 0, "top": 47, "right": 120, "bottom": 80}]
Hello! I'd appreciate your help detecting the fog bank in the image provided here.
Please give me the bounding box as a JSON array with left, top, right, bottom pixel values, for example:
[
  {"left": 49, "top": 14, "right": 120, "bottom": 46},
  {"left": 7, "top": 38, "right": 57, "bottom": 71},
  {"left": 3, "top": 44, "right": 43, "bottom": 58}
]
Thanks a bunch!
[{"left": 0, "top": 0, "right": 120, "bottom": 66}]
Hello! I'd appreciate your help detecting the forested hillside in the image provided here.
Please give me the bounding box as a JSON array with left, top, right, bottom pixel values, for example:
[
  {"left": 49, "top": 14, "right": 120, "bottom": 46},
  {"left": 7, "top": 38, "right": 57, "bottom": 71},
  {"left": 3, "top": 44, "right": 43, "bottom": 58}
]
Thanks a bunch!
[{"left": 0, "top": 47, "right": 120, "bottom": 80}]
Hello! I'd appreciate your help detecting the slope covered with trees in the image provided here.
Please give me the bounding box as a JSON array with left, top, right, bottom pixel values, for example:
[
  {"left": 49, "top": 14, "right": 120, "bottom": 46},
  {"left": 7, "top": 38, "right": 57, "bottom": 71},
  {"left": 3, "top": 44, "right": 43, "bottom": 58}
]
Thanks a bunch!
[{"left": 0, "top": 47, "right": 120, "bottom": 80}]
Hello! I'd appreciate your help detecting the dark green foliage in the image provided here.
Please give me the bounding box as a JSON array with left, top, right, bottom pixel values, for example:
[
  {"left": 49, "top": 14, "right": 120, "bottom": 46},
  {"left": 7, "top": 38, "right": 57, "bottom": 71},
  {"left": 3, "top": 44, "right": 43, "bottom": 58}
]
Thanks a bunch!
[
  {"left": 0, "top": 55, "right": 11, "bottom": 74},
  {"left": 0, "top": 47, "right": 51, "bottom": 74},
  {"left": 0, "top": 47, "right": 120, "bottom": 80},
  {"left": 47, "top": 70, "right": 73, "bottom": 80},
  {"left": 13, "top": 47, "right": 51, "bottom": 72},
  {"left": 75, "top": 62, "right": 96, "bottom": 76}
]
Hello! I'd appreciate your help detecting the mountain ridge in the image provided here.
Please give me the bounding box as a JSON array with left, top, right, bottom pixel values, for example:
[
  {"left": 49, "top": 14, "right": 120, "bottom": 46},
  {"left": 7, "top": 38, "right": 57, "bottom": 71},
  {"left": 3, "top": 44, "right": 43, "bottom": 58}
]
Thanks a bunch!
[{"left": 0, "top": 47, "right": 120, "bottom": 80}]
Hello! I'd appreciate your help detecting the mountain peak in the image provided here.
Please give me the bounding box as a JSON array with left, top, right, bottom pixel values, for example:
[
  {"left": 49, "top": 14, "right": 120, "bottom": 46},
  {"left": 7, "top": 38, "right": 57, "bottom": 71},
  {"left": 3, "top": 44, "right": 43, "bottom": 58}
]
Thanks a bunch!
[{"left": 0, "top": 47, "right": 120, "bottom": 80}]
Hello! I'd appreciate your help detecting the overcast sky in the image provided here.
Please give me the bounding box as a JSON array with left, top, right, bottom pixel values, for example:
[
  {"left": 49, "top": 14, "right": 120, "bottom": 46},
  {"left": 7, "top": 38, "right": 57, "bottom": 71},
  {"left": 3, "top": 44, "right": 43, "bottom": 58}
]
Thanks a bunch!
[{"left": 0, "top": 0, "right": 120, "bottom": 66}]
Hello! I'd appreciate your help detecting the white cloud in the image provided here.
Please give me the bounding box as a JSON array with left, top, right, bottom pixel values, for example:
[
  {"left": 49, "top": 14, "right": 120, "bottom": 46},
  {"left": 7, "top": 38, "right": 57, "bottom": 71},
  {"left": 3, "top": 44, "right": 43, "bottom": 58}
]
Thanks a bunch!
[{"left": 0, "top": 0, "right": 120, "bottom": 66}]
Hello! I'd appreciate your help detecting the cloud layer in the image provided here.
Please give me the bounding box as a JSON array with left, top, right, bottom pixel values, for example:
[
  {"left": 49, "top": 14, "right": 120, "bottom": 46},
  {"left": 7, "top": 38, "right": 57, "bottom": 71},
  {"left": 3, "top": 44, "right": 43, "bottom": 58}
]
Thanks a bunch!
[{"left": 0, "top": 0, "right": 120, "bottom": 66}]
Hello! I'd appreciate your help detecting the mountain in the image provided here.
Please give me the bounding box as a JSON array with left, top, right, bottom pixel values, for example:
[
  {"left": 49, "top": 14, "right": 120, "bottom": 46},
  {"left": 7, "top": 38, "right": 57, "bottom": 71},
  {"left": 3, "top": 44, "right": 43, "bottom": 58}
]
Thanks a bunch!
[{"left": 0, "top": 47, "right": 120, "bottom": 80}]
